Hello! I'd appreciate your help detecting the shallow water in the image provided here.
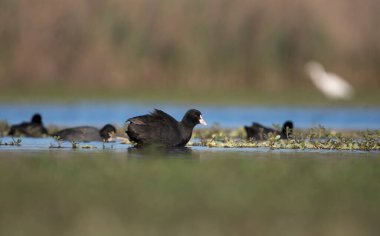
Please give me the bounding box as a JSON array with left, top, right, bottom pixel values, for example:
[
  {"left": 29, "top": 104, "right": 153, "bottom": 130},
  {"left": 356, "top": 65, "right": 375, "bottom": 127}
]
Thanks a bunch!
[
  {"left": 1, "top": 102, "right": 380, "bottom": 129},
  {"left": 1, "top": 149, "right": 379, "bottom": 236},
  {"left": 1, "top": 102, "right": 379, "bottom": 155},
  {"left": 1, "top": 103, "right": 380, "bottom": 236},
  {"left": 0, "top": 137, "right": 378, "bottom": 158}
]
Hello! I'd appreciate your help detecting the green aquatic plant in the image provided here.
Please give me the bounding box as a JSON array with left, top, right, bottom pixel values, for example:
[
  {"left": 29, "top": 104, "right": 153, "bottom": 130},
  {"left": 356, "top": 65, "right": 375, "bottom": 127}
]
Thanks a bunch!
[
  {"left": 0, "top": 120, "right": 9, "bottom": 137},
  {"left": 3, "top": 123, "right": 377, "bottom": 151},
  {"left": 101, "top": 141, "right": 114, "bottom": 150},
  {"left": 284, "top": 126, "right": 292, "bottom": 139},
  {"left": 71, "top": 141, "right": 79, "bottom": 149},
  {"left": 13, "top": 138, "right": 22, "bottom": 146},
  {"left": 193, "top": 124, "right": 245, "bottom": 140},
  {"left": 316, "top": 125, "right": 327, "bottom": 139},
  {"left": 50, "top": 136, "right": 63, "bottom": 148},
  {"left": 272, "top": 123, "right": 281, "bottom": 132},
  {"left": 0, "top": 138, "right": 22, "bottom": 146},
  {"left": 81, "top": 145, "right": 97, "bottom": 149},
  {"left": 189, "top": 126, "right": 380, "bottom": 151},
  {"left": 358, "top": 130, "right": 379, "bottom": 151},
  {"left": 268, "top": 133, "right": 281, "bottom": 149}
]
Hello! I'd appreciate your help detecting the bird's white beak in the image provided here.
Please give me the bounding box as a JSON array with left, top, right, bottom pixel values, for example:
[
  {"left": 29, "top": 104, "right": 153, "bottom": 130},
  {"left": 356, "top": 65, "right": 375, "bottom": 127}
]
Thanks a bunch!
[{"left": 199, "top": 115, "right": 207, "bottom": 126}]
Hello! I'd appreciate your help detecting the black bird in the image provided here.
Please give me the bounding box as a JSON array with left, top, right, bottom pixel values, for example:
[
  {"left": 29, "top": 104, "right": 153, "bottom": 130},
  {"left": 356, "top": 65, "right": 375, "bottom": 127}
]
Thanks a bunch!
[
  {"left": 126, "top": 109, "right": 207, "bottom": 147},
  {"left": 245, "top": 121, "right": 293, "bottom": 140},
  {"left": 8, "top": 113, "right": 48, "bottom": 137},
  {"left": 52, "top": 124, "right": 116, "bottom": 142}
]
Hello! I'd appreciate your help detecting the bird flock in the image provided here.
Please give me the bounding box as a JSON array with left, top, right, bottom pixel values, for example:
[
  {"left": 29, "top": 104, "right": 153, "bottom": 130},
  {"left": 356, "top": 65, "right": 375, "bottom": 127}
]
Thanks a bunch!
[
  {"left": 4, "top": 61, "right": 357, "bottom": 148},
  {"left": 5, "top": 110, "right": 293, "bottom": 148}
]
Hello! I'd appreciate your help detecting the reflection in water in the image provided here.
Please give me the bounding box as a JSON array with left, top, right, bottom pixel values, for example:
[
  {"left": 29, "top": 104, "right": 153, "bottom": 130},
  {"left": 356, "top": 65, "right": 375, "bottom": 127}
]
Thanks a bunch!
[{"left": 126, "top": 146, "right": 199, "bottom": 159}]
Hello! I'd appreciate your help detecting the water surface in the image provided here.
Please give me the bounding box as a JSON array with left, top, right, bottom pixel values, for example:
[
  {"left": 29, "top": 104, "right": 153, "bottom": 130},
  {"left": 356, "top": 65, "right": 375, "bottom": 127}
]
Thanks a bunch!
[{"left": 1, "top": 102, "right": 379, "bottom": 129}]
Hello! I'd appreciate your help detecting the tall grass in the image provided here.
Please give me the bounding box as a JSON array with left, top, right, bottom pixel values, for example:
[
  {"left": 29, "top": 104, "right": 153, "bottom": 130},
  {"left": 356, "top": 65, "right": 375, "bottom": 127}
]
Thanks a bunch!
[{"left": 0, "top": 0, "right": 379, "bottom": 94}]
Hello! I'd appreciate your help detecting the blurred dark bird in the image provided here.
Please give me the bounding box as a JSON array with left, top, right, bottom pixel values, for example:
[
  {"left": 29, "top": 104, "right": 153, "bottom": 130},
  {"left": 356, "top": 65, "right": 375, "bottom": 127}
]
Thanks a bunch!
[
  {"left": 245, "top": 121, "right": 293, "bottom": 140},
  {"left": 52, "top": 124, "right": 116, "bottom": 142},
  {"left": 8, "top": 113, "right": 48, "bottom": 137},
  {"left": 305, "top": 61, "right": 354, "bottom": 100},
  {"left": 126, "top": 109, "right": 207, "bottom": 147}
]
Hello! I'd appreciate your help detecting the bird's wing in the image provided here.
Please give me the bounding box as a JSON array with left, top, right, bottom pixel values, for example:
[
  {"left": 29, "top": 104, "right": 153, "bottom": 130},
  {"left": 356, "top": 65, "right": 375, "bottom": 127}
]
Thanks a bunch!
[
  {"left": 9, "top": 122, "right": 46, "bottom": 137},
  {"left": 127, "top": 110, "right": 180, "bottom": 145},
  {"left": 252, "top": 123, "right": 274, "bottom": 133},
  {"left": 151, "top": 109, "right": 180, "bottom": 124},
  {"left": 53, "top": 127, "right": 98, "bottom": 141},
  {"left": 245, "top": 123, "right": 275, "bottom": 140}
]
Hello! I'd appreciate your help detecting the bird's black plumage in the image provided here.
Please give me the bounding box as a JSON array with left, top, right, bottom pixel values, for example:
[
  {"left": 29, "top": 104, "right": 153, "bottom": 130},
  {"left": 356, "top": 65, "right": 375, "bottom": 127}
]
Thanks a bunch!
[
  {"left": 126, "top": 109, "right": 206, "bottom": 147},
  {"left": 52, "top": 124, "right": 116, "bottom": 142},
  {"left": 245, "top": 121, "right": 293, "bottom": 140},
  {"left": 8, "top": 113, "right": 48, "bottom": 137}
]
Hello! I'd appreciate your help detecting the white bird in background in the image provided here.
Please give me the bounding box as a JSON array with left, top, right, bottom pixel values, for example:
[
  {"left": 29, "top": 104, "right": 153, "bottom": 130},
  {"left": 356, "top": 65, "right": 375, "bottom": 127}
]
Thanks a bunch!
[{"left": 305, "top": 61, "right": 354, "bottom": 100}]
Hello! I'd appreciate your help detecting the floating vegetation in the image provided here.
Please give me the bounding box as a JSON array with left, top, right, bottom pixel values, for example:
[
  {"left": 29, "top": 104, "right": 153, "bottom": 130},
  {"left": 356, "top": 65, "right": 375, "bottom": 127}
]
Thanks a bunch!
[
  {"left": 0, "top": 120, "right": 9, "bottom": 137},
  {"left": 191, "top": 125, "right": 380, "bottom": 151},
  {"left": 81, "top": 145, "right": 97, "bottom": 149},
  {"left": 102, "top": 141, "right": 115, "bottom": 150},
  {"left": 0, "top": 138, "right": 22, "bottom": 146},
  {"left": 193, "top": 124, "right": 246, "bottom": 140},
  {"left": 1, "top": 123, "right": 378, "bottom": 151},
  {"left": 49, "top": 136, "right": 64, "bottom": 148},
  {"left": 71, "top": 141, "right": 79, "bottom": 149}
]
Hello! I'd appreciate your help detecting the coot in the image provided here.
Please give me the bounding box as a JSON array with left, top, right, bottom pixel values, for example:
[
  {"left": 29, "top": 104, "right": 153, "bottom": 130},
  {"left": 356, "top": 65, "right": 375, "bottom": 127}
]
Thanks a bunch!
[
  {"left": 245, "top": 121, "right": 293, "bottom": 140},
  {"left": 52, "top": 124, "right": 116, "bottom": 142},
  {"left": 126, "top": 109, "right": 207, "bottom": 147},
  {"left": 8, "top": 113, "right": 48, "bottom": 137}
]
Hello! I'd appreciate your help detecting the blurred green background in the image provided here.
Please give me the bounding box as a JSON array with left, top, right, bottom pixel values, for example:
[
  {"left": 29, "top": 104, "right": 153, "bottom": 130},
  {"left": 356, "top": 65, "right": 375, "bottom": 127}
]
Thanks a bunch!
[
  {"left": 1, "top": 0, "right": 379, "bottom": 104},
  {"left": 1, "top": 151, "right": 380, "bottom": 236}
]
